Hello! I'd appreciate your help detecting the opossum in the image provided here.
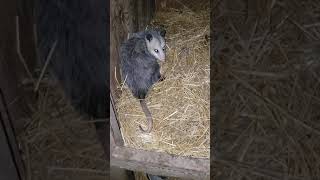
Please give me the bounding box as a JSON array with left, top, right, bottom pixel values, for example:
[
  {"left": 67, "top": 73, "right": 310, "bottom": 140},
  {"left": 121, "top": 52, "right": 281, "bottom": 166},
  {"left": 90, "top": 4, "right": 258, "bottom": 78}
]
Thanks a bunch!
[
  {"left": 35, "top": 0, "right": 109, "bottom": 141},
  {"left": 120, "top": 29, "right": 166, "bottom": 133}
]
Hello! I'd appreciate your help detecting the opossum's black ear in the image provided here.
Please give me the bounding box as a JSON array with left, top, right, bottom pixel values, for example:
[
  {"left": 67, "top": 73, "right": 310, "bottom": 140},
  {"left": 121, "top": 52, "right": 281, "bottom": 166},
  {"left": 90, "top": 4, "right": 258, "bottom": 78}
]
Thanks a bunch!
[
  {"left": 146, "top": 33, "right": 153, "bottom": 41},
  {"left": 159, "top": 29, "right": 166, "bottom": 38}
]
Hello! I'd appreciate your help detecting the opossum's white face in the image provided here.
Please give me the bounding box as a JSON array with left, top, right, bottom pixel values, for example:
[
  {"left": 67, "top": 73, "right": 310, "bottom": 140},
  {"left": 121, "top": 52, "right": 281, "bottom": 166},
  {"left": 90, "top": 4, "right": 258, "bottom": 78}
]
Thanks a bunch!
[{"left": 145, "top": 33, "right": 166, "bottom": 61}]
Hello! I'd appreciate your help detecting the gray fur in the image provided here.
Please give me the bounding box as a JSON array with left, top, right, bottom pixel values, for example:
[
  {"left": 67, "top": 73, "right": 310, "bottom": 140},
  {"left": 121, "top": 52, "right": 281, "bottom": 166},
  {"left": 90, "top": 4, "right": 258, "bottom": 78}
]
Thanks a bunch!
[
  {"left": 120, "top": 30, "right": 165, "bottom": 99},
  {"left": 120, "top": 29, "right": 166, "bottom": 132},
  {"left": 130, "top": 27, "right": 166, "bottom": 39}
]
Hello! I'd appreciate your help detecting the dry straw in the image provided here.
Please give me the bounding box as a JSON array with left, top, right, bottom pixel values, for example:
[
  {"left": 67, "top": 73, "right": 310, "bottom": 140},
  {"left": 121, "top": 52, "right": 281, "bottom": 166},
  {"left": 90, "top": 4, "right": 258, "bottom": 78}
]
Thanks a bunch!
[
  {"left": 115, "top": 7, "right": 210, "bottom": 158},
  {"left": 18, "top": 79, "right": 107, "bottom": 180}
]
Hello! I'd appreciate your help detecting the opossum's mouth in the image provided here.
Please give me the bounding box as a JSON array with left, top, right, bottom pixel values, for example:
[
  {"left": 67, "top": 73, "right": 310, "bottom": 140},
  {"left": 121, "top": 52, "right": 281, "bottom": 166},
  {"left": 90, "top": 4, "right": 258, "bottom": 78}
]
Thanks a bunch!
[{"left": 158, "top": 58, "right": 165, "bottom": 62}]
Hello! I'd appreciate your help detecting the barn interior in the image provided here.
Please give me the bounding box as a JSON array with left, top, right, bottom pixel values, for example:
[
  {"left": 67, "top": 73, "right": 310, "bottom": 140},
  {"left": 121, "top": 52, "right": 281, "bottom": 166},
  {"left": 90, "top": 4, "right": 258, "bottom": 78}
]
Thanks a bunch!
[
  {"left": 112, "top": 0, "right": 210, "bottom": 160},
  {"left": 3, "top": 0, "right": 320, "bottom": 179}
]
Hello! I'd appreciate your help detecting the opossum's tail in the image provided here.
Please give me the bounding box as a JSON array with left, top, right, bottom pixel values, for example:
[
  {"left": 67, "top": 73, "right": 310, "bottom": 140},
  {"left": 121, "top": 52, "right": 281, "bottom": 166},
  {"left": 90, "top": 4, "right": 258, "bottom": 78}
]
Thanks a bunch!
[{"left": 139, "top": 99, "right": 153, "bottom": 133}]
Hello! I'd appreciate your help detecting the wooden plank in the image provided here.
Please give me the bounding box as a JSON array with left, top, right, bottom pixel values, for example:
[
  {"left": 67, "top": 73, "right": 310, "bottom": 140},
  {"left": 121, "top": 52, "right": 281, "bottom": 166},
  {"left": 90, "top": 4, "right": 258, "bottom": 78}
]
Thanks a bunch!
[
  {"left": 110, "top": 0, "right": 128, "bottom": 101},
  {"left": 110, "top": 94, "right": 124, "bottom": 146},
  {"left": 110, "top": 129, "right": 209, "bottom": 179}
]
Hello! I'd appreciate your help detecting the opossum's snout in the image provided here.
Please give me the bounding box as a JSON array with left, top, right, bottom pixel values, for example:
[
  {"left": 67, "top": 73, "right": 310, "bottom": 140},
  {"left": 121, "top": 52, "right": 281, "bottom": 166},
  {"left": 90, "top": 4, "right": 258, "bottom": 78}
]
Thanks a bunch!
[
  {"left": 156, "top": 45, "right": 166, "bottom": 62},
  {"left": 158, "top": 54, "right": 166, "bottom": 62},
  {"left": 151, "top": 48, "right": 166, "bottom": 62}
]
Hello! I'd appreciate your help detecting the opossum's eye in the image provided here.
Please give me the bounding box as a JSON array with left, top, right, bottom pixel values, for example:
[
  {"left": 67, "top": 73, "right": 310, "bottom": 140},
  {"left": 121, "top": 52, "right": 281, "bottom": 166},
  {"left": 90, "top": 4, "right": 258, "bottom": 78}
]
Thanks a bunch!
[
  {"left": 162, "top": 48, "right": 165, "bottom": 51},
  {"left": 154, "top": 49, "right": 159, "bottom": 53}
]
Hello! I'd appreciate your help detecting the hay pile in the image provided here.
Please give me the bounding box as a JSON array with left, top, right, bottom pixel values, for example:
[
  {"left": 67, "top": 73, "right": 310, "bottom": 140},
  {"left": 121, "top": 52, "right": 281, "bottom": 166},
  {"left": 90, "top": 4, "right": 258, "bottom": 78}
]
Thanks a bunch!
[
  {"left": 115, "top": 7, "right": 210, "bottom": 158},
  {"left": 17, "top": 78, "right": 107, "bottom": 180}
]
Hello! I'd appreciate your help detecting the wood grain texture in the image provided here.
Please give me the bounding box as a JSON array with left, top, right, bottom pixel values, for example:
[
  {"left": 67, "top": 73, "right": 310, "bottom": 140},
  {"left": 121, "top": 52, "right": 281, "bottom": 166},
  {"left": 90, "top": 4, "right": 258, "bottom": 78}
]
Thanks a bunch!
[{"left": 111, "top": 130, "right": 209, "bottom": 179}]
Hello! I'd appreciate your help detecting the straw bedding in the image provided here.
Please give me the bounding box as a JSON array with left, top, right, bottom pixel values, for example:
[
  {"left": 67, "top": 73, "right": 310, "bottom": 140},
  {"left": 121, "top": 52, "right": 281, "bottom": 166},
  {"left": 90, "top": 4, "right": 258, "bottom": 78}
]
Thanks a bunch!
[
  {"left": 17, "top": 78, "right": 107, "bottom": 180},
  {"left": 115, "top": 7, "right": 210, "bottom": 158}
]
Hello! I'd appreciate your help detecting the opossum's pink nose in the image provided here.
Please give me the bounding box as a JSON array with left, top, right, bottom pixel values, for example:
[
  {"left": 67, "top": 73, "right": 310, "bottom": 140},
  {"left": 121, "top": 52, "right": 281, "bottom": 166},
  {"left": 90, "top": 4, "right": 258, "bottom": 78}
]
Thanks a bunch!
[{"left": 159, "top": 57, "right": 165, "bottom": 62}]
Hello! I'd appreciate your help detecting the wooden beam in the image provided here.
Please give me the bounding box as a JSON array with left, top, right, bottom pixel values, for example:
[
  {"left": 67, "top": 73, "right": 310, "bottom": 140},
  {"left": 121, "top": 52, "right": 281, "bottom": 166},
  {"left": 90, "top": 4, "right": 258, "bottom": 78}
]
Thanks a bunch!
[
  {"left": 110, "top": 130, "right": 209, "bottom": 179},
  {"left": 110, "top": 94, "right": 124, "bottom": 146}
]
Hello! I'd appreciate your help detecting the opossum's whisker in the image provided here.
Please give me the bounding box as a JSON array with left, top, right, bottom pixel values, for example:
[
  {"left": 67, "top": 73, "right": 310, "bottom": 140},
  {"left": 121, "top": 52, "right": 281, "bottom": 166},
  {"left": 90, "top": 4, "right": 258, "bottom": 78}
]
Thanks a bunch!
[{"left": 48, "top": 167, "right": 107, "bottom": 175}]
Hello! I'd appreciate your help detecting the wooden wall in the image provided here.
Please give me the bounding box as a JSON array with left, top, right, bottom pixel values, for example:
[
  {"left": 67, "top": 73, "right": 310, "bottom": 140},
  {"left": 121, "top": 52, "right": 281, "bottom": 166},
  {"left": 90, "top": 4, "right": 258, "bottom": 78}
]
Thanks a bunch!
[
  {"left": 110, "top": 0, "right": 155, "bottom": 100},
  {"left": 155, "top": 0, "right": 183, "bottom": 11},
  {"left": 155, "top": 0, "right": 210, "bottom": 12}
]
